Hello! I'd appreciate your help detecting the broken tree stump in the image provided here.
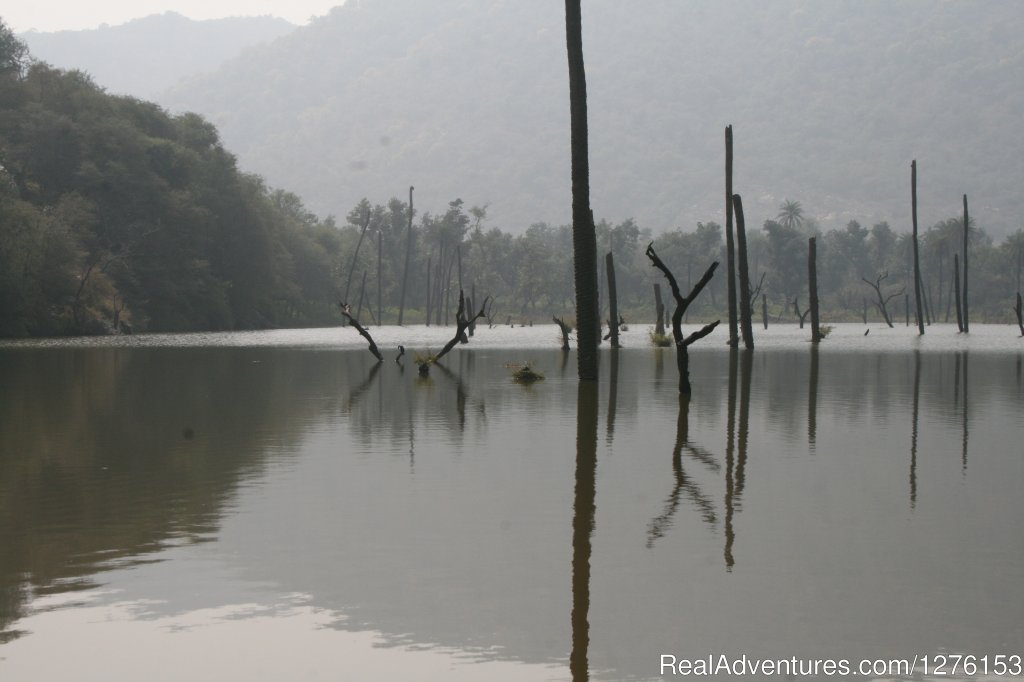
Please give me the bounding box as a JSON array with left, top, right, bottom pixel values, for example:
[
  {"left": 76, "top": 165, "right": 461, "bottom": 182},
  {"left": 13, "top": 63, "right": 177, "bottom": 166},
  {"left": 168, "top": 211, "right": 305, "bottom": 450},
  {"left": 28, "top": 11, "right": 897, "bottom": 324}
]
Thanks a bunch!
[{"left": 338, "top": 302, "right": 383, "bottom": 362}]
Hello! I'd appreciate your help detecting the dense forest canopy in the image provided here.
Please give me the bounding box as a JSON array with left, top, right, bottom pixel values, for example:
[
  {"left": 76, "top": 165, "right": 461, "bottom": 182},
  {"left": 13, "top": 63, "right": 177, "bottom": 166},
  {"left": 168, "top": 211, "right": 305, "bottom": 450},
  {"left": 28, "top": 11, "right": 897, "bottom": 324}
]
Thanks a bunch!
[{"left": 2, "top": 16, "right": 1022, "bottom": 339}]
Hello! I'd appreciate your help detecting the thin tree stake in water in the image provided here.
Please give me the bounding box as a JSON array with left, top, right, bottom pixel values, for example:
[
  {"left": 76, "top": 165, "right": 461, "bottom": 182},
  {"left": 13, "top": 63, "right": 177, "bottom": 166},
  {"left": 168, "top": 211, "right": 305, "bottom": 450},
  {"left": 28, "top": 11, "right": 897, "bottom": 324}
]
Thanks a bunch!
[
  {"left": 606, "top": 252, "right": 620, "bottom": 348},
  {"left": 911, "top": 160, "right": 924, "bottom": 335},
  {"left": 962, "top": 194, "right": 970, "bottom": 333},
  {"left": 725, "top": 125, "right": 738, "bottom": 347},
  {"left": 809, "top": 237, "right": 821, "bottom": 343},
  {"left": 398, "top": 186, "right": 414, "bottom": 326},
  {"left": 565, "top": 0, "right": 599, "bottom": 381},
  {"left": 732, "top": 194, "right": 754, "bottom": 350}
]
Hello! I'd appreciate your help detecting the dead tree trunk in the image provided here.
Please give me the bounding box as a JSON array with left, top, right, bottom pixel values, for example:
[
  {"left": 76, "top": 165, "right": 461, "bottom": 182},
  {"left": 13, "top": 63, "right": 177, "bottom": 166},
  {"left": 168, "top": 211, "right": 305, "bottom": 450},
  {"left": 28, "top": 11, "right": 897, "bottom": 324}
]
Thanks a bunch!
[
  {"left": 377, "top": 227, "right": 383, "bottom": 326},
  {"left": 732, "top": 194, "right": 754, "bottom": 350},
  {"left": 1014, "top": 292, "right": 1023, "bottom": 337},
  {"left": 554, "top": 316, "right": 572, "bottom": 350},
  {"left": 565, "top": 0, "right": 600, "bottom": 381},
  {"left": 911, "top": 160, "right": 925, "bottom": 335},
  {"left": 962, "top": 194, "right": 970, "bottom": 333},
  {"left": 419, "top": 289, "right": 489, "bottom": 375},
  {"left": 645, "top": 243, "right": 720, "bottom": 395},
  {"left": 725, "top": 125, "right": 739, "bottom": 347},
  {"left": 425, "top": 253, "right": 433, "bottom": 326},
  {"left": 606, "top": 252, "right": 620, "bottom": 348},
  {"left": 342, "top": 208, "right": 372, "bottom": 326},
  {"left": 861, "top": 272, "right": 903, "bottom": 328},
  {"left": 356, "top": 270, "right": 367, "bottom": 320},
  {"left": 398, "top": 186, "right": 414, "bottom": 326},
  {"left": 954, "top": 253, "right": 964, "bottom": 332},
  {"left": 862, "top": 298, "right": 868, "bottom": 324},
  {"left": 761, "top": 293, "right": 768, "bottom": 330},
  {"left": 793, "top": 297, "right": 809, "bottom": 329},
  {"left": 654, "top": 283, "right": 666, "bottom": 336},
  {"left": 809, "top": 237, "right": 821, "bottom": 343},
  {"left": 905, "top": 293, "right": 910, "bottom": 327},
  {"left": 338, "top": 302, "right": 383, "bottom": 362}
]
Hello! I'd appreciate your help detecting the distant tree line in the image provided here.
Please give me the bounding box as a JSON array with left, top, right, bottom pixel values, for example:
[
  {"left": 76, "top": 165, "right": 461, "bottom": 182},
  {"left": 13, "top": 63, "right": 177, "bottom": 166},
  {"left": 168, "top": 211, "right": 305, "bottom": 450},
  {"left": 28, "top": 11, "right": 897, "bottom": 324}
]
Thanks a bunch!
[{"left": 333, "top": 196, "right": 1023, "bottom": 331}]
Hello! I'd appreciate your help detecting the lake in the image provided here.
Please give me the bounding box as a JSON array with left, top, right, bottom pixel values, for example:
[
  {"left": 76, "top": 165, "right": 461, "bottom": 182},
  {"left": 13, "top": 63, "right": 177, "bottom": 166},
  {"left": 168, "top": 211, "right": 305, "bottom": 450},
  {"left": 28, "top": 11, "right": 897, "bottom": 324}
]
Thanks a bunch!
[{"left": 1, "top": 323, "right": 1022, "bottom": 681}]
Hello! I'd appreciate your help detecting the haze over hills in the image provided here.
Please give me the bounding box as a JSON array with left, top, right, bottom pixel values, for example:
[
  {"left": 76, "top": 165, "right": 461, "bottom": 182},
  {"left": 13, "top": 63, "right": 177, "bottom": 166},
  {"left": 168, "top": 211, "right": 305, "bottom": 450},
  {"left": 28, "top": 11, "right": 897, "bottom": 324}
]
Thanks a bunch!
[
  {"left": 24, "top": 1, "right": 1024, "bottom": 237},
  {"left": 19, "top": 12, "right": 296, "bottom": 100}
]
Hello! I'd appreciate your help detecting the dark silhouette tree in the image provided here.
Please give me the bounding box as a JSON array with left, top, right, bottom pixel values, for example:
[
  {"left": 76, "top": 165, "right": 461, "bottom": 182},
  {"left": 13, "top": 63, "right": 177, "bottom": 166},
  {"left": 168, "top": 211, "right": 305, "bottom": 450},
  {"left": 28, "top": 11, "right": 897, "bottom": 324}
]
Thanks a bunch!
[
  {"left": 397, "top": 186, "right": 414, "bottom": 325},
  {"left": 732, "top": 194, "right": 755, "bottom": 349},
  {"left": 962, "top": 194, "right": 970, "bottom": 333},
  {"left": 725, "top": 125, "right": 739, "bottom": 347},
  {"left": 809, "top": 237, "right": 821, "bottom": 343},
  {"left": 565, "top": 0, "right": 599, "bottom": 381},
  {"left": 911, "top": 161, "right": 925, "bottom": 335},
  {"left": 645, "top": 243, "right": 720, "bottom": 395},
  {"left": 861, "top": 272, "right": 904, "bottom": 327}
]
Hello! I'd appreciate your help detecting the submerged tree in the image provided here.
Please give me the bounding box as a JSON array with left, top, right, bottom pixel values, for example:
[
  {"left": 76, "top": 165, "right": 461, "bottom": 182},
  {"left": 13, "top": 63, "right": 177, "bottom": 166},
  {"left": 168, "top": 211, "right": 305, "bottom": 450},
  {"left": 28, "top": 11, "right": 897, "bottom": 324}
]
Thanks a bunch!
[
  {"left": 338, "top": 302, "right": 382, "bottom": 362},
  {"left": 732, "top": 194, "right": 755, "bottom": 349},
  {"left": 725, "top": 125, "right": 739, "bottom": 347},
  {"left": 861, "top": 272, "right": 904, "bottom": 328},
  {"left": 645, "top": 243, "right": 720, "bottom": 395},
  {"left": 911, "top": 160, "right": 925, "bottom": 335},
  {"left": 565, "top": 0, "right": 599, "bottom": 381}
]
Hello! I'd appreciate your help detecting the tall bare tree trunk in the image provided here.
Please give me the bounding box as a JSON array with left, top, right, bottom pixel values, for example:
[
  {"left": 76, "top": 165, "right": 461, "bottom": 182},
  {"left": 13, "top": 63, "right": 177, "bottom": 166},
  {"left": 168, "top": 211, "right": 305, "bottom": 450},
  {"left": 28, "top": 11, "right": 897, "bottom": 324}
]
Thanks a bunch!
[
  {"left": 398, "top": 186, "right": 413, "bottom": 325},
  {"left": 1014, "top": 292, "right": 1023, "bottom": 337},
  {"left": 953, "top": 253, "right": 964, "bottom": 332},
  {"left": 911, "top": 160, "right": 925, "bottom": 335},
  {"left": 377, "top": 227, "right": 383, "bottom": 326},
  {"left": 761, "top": 293, "right": 768, "bottom": 330},
  {"left": 962, "top": 194, "right": 970, "bottom": 333},
  {"left": 809, "top": 237, "right": 821, "bottom": 343},
  {"left": 732, "top": 194, "right": 754, "bottom": 350},
  {"left": 725, "top": 125, "right": 739, "bottom": 347},
  {"left": 425, "top": 253, "right": 432, "bottom": 326},
  {"left": 606, "top": 252, "right": 620, "bottom": 348},
  {"left": 565, "top": 0, "right": 599, "bottom": 381},
  {"left": 342, "top": 208, "right": 372, "bottom": 325},
  {"left": 654, "top": 283, "right": 665, "bottom": 336}
]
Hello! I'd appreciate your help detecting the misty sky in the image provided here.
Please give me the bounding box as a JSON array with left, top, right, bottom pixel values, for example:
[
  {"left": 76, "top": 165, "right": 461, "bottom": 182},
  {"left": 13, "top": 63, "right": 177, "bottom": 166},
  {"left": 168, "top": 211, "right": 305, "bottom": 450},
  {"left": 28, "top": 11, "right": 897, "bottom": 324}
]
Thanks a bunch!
[{"left": 5, "top": 1, "right": 340, "bottom": 32}]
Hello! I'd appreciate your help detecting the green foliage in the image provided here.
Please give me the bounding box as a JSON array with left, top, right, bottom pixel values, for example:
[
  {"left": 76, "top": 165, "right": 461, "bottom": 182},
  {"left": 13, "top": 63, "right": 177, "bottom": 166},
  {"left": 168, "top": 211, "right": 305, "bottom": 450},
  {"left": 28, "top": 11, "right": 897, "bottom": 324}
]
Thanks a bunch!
[
  {"left": 0, "top": 52, "right": 343, "bottom": 336},
  {"left": 507, "top": 362, "right": 544, "bottom": 384},
  {"left": 649, "top": 329, "right": 672, "bottom": 347}
]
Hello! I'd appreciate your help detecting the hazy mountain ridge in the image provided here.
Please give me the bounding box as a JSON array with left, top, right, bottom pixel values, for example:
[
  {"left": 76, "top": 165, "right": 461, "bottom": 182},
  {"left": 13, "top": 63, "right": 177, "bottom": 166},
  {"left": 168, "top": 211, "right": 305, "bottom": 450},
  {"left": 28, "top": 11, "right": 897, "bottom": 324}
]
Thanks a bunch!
[
  {"left": 19, "top": 12, "right": 296, "bottom": 100},
  {"left": 25, "top": 1, "right": 1024, "bottom": 237}
]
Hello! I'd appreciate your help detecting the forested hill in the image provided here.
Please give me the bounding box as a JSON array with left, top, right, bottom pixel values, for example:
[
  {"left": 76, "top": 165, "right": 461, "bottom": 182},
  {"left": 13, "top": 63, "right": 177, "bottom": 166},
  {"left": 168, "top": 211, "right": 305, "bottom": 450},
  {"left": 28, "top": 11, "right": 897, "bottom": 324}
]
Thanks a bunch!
[
  {"left": 0, "top": 22, "right": 344, "bottom": 337},
  {"left": 154, "top": 0, "right": 1023, "bottom": 238},
  {"left": 20, "top": 12, "right": 295, "bottom": 100}
]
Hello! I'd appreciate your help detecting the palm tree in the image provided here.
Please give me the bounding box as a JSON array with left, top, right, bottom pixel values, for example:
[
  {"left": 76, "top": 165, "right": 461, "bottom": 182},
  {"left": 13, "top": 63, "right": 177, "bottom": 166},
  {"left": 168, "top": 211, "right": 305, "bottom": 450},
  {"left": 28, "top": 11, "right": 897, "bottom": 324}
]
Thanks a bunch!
[
  {"left": 777, "top": 199, "right": 805, "bottom": 230},
  {"left": 565, "top": 0, "right": 599, "bottom": 380}
]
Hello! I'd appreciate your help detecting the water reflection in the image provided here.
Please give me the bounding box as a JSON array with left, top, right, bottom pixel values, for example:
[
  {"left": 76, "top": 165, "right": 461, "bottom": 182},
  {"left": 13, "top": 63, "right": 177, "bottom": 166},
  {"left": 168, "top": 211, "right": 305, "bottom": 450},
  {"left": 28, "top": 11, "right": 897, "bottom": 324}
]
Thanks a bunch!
[
  {"left": 2, "top": 344, "right": 1023, "bottom": 680},
  {"left": 605, "top": 350, "right": 619, "bottom": 444},
  {"left": 961, "top": 351, "right": 969, "bottom": 473},
  {"left": 808, "top": 346, "right": 819, "bottom": 449},
  {"left": 910, "top": 350, "right": 921, "bottom": 508},
  {"left": 570, "top": 382, "right": 598, "bottom": 682},
  {"left": 647, "top": 396, "right": 718, "bottom": 549}
]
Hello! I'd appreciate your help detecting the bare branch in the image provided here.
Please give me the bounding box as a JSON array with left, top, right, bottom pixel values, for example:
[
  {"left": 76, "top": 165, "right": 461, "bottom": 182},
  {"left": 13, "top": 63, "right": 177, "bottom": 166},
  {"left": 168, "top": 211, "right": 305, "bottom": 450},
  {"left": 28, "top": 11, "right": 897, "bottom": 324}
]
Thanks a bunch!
[{"left": 339, "top": 302, "right": 383, "bottom": 362}]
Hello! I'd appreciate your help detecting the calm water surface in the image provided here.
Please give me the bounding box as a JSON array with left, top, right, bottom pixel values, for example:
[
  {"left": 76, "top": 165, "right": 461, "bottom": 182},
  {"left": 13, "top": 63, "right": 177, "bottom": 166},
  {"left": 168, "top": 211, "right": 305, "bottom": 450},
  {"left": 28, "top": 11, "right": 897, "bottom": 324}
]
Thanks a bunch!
[{"left": 1, "top": 324, "right": 1022, "bottom": 681}]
